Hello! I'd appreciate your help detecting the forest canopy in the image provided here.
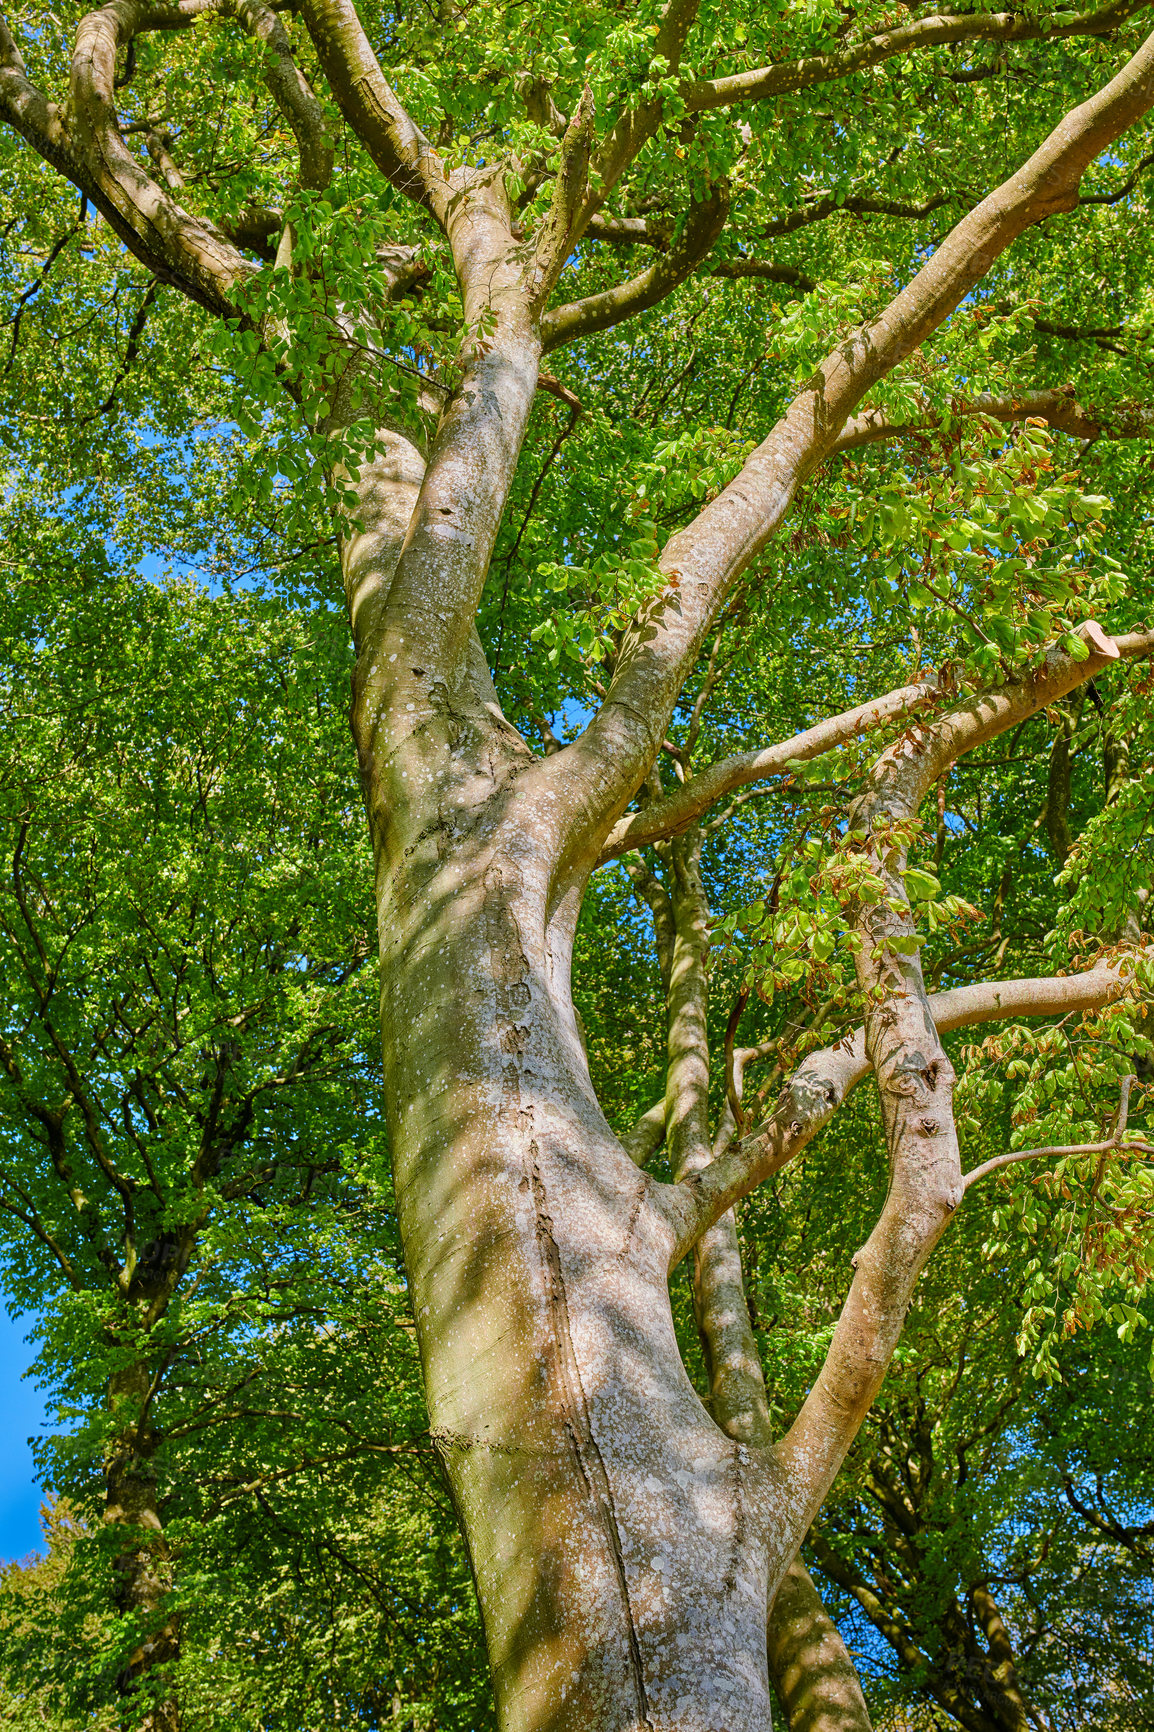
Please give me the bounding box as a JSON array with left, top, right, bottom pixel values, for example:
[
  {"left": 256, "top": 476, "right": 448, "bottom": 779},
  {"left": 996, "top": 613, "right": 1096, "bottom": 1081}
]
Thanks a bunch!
[{"left": 0, "top": 2, "right": 1153, "bottom": 1729}]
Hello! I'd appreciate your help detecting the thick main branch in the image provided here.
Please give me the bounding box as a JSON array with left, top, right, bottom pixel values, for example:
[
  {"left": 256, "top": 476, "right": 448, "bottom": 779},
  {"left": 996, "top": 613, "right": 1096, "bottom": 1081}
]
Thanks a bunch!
[
  {"left": 297, "top": 0, "right": 451, "bottom": 218},
  {"left": 548, "top": 27, "right": 1154, "bottom": 877},
  {"left": 685, "top": 2, "right": 1153, "bottom": 112}
]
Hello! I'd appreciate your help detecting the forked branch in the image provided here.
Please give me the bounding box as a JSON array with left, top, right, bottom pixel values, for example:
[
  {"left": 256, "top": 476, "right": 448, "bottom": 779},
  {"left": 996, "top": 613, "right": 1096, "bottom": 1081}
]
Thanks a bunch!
[
  {"left": 63, "top": 2, "right": 254, "bottom": 313},
  {"left": 542, "top": 182, "right": 729, "bottom": 353},
  {"left": 222, "top": 0, "right": 334, "bottom": 191},
  {"left": 550, "top": 24, "right": 1154, "bottom": 872},
  {"left": 578, "top": 0, "right": 701, "bottom": 232},
  {"left": 662, "top": 956, "right": 1134, "bottom": 1263},
  {"left": 0, "top": 18, "right": 100, "bottom": 218}
]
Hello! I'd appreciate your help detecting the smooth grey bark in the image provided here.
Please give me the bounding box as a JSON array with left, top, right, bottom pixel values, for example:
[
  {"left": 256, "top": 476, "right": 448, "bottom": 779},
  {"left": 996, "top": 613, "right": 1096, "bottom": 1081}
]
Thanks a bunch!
[
  {"left": 372, "top": 749, "right": 783, "bottom": 1726},
  {"left": 766, "top": 1563, "right": 875, "bottom": 1732},
  {"left": 346, "top": 476, "right": 785, "bottom": 1723},
  {"left": 5, "top": 8, "right": 1154, "bottom": 1730}
]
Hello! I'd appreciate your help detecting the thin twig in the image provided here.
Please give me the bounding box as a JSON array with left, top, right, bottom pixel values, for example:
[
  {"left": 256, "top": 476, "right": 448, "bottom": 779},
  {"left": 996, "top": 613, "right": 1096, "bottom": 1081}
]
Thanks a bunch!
[
  {"left": 963, "top": 1075, "right": 1152, "bottom": 1189},
  {"left": 492, "top": 393, "right": 581, "bottom": 677}
]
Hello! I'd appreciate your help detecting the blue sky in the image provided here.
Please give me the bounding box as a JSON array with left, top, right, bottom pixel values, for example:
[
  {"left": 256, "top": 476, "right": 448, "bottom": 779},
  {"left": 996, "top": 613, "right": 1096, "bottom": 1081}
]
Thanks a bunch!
[{"left": 0, "top": 1307, "right": 48, "bottom": 1563}]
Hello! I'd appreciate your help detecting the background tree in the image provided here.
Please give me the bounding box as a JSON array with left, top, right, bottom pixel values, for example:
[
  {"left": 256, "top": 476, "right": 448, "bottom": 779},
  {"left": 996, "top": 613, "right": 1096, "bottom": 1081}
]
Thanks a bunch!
[
  {"left": 804, "top": 1186, "right": 1154, "bottom": 1730},
  {"left": 0, "top": 495, "right": 488, "bottom": 1730}
]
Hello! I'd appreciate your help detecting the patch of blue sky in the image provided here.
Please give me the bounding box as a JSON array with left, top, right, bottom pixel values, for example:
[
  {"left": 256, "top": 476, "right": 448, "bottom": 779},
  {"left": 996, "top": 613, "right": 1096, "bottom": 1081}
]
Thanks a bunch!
[{"left": 0, "top": 1306, "right": 49, "bottom": 1563}]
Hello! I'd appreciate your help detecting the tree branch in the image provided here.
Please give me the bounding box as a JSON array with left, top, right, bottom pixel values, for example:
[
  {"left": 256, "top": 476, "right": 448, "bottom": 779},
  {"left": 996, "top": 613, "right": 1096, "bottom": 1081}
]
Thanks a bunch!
[
  {"left": 296, "top": 0, "right": 452, "bottom": 220},
  {"left": 759, "top": 190, "right": 956, "bottom": 239},
  {"left": 585, "top": 213, "right": 671, "bottom": 250},
  {"left": 662, "top": 828, "right": 714, "bottom": 1181},
  {"left": 624, "top": 847, "right": 675, "bottom": 993},
  {"left": 620, "top": 1097, "right": 667, "bottom": 1167},
  {"left": 767, "top": 1552, "right": 876, "bottom": 1732},
  {"left": 808, "top": 1529, "right": 932, "bottom": 1683},
  {"left": 1079, "top": 144, "right": 1154, "bottom": 201},
  {"left": 76, "top": 276, "right": 162, "bottom": 423},
  {"left": 542, "top": 182, "right": 729, "bottom": 352},
  {"left": 1034, "top": 314, "right": 1134, "bottom": 354},
  {"left": 578, "top": 0, "right": 701, "bottom": 232},
  {"left": 544, "top": 25, "right": 1154, "bottom": 879},
  {"left": 531, "top": 84, "right": 596, "bottom": 304},
  {"left": 690, "top": 1043, "right": 877, "bottom": 1725},
  {"left": 712, "top": 257, "right": 816, "bottom": 292},
  {"left": 963, "top": 1073, "right": 1153, "bottom": 1188},
  {"left": 631, "top": 620, "right": 1153, "bottom": 1271},
  {"left": 683, "top": 2, "right": 1154, "bottom": 113},
  {"left": 63, "top": 2, "right": 254, "bottom": 315},
  {"left": 663, "top": 946, "right": 1136, "bottom": 1264},
  {"left": 1062, "top": 1473, "right": 1154, "bottom": 1555},
  {"left": 751, "top": 622, "right": 1153, "bottom": 1560},
  {"left": 0, "top": 1166, "right": 82, "bottom": 1288},
  {"left": 0, "top": 1032, "right": 120, "bottom": 1274},
  {"left": 4, "top": 198, "right": 88, "bottom": 372},
  {"left": 598, "top": 675, "right": 939, "bottom": 864},
  {"left": 221, "top": 0, "right": 333, "bottom": 191},
  {"left": 965, "top": 1128, "right": 1154, "bottom": 1187},
  {"left": 0, "top": 15, "right": 100, "bottom": 205},
  {"left": 832, "top": 387, "right": 1154, "bottom": 451},
  {"left": 847, "top": 624, "right": 1154, "bottom": 830}
]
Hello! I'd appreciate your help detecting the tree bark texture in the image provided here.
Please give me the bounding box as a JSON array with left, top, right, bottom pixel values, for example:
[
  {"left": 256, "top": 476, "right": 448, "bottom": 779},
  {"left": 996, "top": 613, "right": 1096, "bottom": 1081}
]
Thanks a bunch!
[
  {"left": 357, "top": 626, "right": 783, "bottom": 1725},
  {"left": 106, "top": 1361, "right": 180, "bottom": 1732},
  {"left": 5, "top": 7, "right": 1154, "bottom": 1728}
]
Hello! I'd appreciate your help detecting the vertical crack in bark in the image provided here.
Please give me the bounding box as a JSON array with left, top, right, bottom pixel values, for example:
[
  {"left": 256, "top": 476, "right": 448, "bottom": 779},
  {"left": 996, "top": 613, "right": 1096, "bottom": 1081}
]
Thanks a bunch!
[
  {"left": 529, "top": 1152, "right": 653, "bottom": 1729},
  {"left": 484, "top": 859, "right": 652, "bottom": 1722},
  {"left": 484, "top": 862, "right": 534, "bottom": 1109},
  {"left": 722, "top": 1440, "right": 746, "bottom": 1598},
  {"left": 616, "top": 1176, "right": 648, "bottom": 1263}
]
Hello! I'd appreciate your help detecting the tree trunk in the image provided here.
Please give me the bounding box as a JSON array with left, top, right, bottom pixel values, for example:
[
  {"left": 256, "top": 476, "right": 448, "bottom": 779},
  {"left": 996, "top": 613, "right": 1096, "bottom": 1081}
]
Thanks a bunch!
[
  {"left": 105, "top": 1362, "right": 180, "bottom": 1732},
  {"left": 968, "top": 1585, "right": 1032, "bottom": 1732},
  {"left": 331, "top": 377, "right": 1149, "bottom": 1728},
  {"left": 375, "top": 821, "right": 780, "bottom": 1727},
  {"left": 337, "top": 426, "right": 775, "bottom": 1724}
]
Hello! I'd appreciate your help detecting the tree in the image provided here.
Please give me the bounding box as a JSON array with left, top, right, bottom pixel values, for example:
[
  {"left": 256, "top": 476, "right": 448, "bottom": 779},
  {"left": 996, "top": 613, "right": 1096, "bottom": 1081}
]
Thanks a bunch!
[
  {"left": 0, "top": 1473, "right": 492, "bottom": 1732},
  {"left": 0, "top": 505, "right": 405, "bottom": 1726},
  {"left": 804, "top": 1188, "right": 1154, "bottom": 1730},
  {"left": 3, "top": 3, "right": 1154, "bottom": 1726},
  {"left": 0, "top": 492, "right": 492, "bottom": 1729}
]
